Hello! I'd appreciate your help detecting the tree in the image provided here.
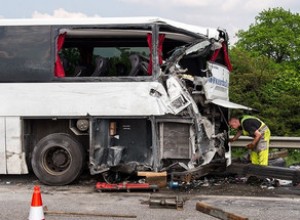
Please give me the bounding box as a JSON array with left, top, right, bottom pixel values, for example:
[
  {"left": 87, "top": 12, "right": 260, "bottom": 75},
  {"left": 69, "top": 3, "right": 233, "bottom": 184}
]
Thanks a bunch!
[
  {"left": 229, "top": 48, "right": 277, "bottom": 117},
  {"left": 229, "top": 48, "right": 300, "bottom": 136},
  {"left": 236, "top": 7, "right": 300, "bottom": 67}
]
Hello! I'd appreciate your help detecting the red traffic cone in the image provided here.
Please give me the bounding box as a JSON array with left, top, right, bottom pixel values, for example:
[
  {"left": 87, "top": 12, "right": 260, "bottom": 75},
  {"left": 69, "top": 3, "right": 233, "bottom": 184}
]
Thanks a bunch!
[{"left": 28, "top": 185, "right": 45, "bottom": 220}]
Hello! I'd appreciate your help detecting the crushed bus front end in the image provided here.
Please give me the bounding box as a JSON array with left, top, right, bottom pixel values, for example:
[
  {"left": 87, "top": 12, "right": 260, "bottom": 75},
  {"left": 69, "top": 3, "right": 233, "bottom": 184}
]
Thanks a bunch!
[{"left": 88, "top": 34, "right": 235, "bottom": 181}]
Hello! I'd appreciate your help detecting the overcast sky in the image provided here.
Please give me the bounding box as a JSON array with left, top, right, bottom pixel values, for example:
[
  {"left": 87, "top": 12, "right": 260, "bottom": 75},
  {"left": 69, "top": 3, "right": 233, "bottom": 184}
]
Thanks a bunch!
[{"left": 0, "top": 0, "right": 299, "bottom": 44}]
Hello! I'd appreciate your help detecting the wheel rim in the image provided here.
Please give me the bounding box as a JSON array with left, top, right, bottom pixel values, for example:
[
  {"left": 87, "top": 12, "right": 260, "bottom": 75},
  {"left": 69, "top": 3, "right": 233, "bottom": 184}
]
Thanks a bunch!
[{"left": 42, "top": 146, "right": 72, "bottom": 175}]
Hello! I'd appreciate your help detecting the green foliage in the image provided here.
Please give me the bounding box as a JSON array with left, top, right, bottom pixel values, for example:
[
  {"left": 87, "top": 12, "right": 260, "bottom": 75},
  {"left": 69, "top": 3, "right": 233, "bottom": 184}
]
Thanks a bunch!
[
  {"left": 230, "top": 48, "right": 300, "bottom": 136},
  {"left": 229, "top": 47, "right": 277, "bottom": 111},
  {"left": 285, "top": 150, "right": 300, "bottom": 166},
  {"left": 231, "top": 148, "right": 248, "bottom": 159},
  {"left": 60, "top": 48, "right": 80, "bottom": 76},
  {"left": 260, "top": 66, "right": 300, "bottom": 135},
  {"left": 236, "top": 7, "right": 300, "bottom": 68}
]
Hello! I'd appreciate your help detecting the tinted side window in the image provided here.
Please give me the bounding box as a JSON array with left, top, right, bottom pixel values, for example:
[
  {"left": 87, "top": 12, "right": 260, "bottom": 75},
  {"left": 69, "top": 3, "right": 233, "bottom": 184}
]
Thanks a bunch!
[{"left": 0, "top": 26, "right": 52, "bottom": 82}]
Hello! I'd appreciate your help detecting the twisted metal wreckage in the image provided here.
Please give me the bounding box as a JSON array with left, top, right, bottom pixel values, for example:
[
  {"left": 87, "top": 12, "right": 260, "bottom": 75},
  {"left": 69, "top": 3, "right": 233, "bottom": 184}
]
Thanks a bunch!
[{"left": 88, "top": 25, "right": 252, "bottom": 183}]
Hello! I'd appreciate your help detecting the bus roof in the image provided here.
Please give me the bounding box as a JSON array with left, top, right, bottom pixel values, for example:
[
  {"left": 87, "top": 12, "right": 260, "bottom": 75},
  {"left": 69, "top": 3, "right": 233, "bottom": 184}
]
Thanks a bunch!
[{"left": 0, "top": 17, "right": 221, "bottom": 40}]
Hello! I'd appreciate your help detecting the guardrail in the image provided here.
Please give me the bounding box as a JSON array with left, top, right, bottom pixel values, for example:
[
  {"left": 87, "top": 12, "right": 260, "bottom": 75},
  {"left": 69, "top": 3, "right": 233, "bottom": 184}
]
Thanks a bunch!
[{"left": 230, "top": 136, "right": 300, "bottom": 149}]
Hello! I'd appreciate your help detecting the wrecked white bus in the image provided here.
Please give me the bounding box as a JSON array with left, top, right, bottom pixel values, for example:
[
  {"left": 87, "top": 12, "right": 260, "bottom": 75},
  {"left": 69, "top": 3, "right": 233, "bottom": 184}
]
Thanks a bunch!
[{"left": 0, "top": 17, "right": 251, "bottom": 185}]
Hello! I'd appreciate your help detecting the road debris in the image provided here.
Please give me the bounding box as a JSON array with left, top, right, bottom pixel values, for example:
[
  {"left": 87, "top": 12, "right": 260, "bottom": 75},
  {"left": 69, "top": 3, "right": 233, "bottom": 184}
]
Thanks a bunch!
[
  {"left": 43, "top": 206, "right": 137, "bottom": 218},
  {"left": 166, "top": 172, "right": 296, "bottom": 194},
  {"left": 95, "top": 182, "right": 158, "bottom": 192},
  {"left": 170, "top": 161, "right": 227, "bottom": 183},
  {"left": 196, "top": 201, "right": 249, "bottom": 220},
  {"left": 148, "top": 195, "right": 185, "bottom": 210},
  {"left": 227, "top": 163, "right": 300, "bottom": 185},
  {"left": 137, "top": 171, "right": 167, "bottom": 188},
  {"left": 268, "top": 149, "right": 288, "bottom": 160},
  {"left": 289, "top": 164, "right": 300, "bottom": 170}
]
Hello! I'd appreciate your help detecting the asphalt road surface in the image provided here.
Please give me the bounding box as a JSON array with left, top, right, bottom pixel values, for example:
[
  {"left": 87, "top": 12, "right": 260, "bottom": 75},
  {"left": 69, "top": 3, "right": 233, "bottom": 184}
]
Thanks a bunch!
[{"left": 0, "top": 173, "right": 300, "bottom": 220}]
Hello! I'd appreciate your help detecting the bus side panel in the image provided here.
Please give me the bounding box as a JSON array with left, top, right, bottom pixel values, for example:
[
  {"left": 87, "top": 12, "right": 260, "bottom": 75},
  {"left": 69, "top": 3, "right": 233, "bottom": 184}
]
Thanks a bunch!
[
  {"left": 5, "top": 117, "right": 28, "bottom": 174},
  {"left": 0, "top": 117, "right": 6, "bottom": 174},
  {"left": 0, "top": 82, "right": 167, "bottom": 117}
]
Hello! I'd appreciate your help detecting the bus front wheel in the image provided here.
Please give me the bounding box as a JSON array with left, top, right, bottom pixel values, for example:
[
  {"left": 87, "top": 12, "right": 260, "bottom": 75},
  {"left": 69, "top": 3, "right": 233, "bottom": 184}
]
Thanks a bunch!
[{"left": 31, "top": 133, "right": 85, "bottom": 185}]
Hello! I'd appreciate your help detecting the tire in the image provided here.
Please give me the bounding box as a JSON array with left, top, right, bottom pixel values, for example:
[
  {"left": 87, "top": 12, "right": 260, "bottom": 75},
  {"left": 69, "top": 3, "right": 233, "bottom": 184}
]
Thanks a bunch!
[{"left": 31, "top": 133, "right": 86, "bottom": 185}]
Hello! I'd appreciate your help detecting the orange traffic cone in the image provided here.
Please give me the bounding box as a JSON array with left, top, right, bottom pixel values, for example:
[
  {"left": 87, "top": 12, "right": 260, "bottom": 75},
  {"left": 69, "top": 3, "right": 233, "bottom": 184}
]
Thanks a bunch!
[{"left": 28, "top": 185, "right": 45, "bottom": 220}]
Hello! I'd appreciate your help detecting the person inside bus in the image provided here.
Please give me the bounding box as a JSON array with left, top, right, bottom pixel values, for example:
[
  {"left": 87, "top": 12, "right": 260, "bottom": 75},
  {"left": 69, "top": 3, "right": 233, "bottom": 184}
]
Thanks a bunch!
[
  {"left": 229, "top": 115, "right": 271, "bottom": 166},
  {"left": 75, "top": 46, "right": 94, "bottom": 77}
]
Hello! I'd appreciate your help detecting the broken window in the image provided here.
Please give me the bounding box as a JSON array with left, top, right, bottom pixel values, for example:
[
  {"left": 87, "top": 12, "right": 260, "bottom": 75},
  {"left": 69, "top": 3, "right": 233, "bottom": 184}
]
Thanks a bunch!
[{"left": 59, "top": 29, "right": 152, "bottom": 78}]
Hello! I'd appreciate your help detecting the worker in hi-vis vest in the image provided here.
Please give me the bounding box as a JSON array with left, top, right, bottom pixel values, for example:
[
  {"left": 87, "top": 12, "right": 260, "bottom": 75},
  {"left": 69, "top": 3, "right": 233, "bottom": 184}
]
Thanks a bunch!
[{"left": 229, "top": 115, "right": 271, "bottom": 166}]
